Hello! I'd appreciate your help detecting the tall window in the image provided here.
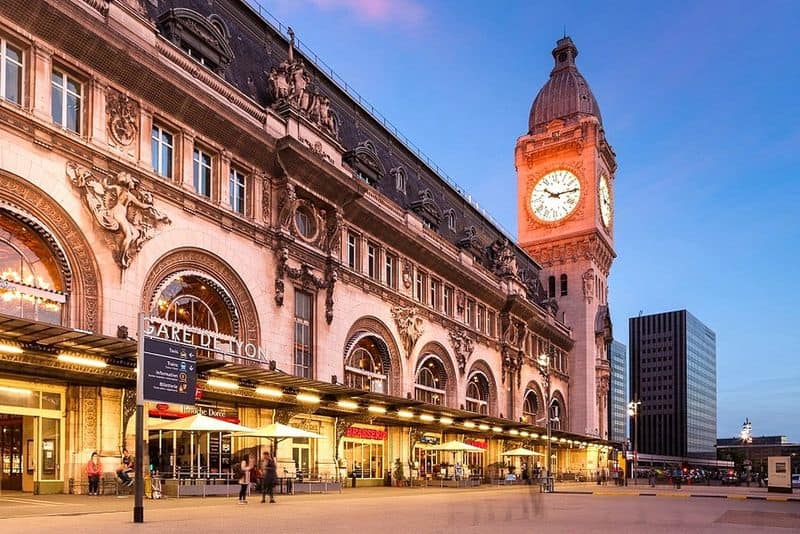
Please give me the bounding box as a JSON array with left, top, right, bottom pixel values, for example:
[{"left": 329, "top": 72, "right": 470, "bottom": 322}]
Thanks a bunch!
[
  {"left": 522, "top": 389, "right": 539, "bottom": 424},
  {"left": 550, "top": 400, "right": 562, "bottom": 431},
  {"left": 444, "top": 286, "right": 454, "bottom": 316},
  {"left": 346, "top": 233, "right": 358, "bottom": 270},
  {"left": 487, "top": 310, "right": 496, "bottom": 337},
  {"left": 548, "top": 276, "right": 556, "bottom": 298},
  {"left": 477, "top": 305, "right": 486, "bottom": 333},
  {"left": 294, "top": 291, "right": 313, "bottom": 378},
  {"left": 429, "top": 279, "right": 440, "bottom": 310},
  {"left": 445, "top": 210, "right": 455, "bottom": 231},
  {"left": 465, "top": 372, "right": 489, "bottom": 415},
  {"left": 51, "top": 68, "right": 81, "bottom": 133},
  {"left": 367, "top": 242, "right": 378, "bottom": 280},
  {"left": 344, "top": 336, "right": 387, "bottom": 394},
  {"left": 394, "top": 168, "right": 406, "bottom": 193},
  {"left": 151, "top": 125, "right": 173, "bottom": 178},
  {"left": 560, "top": 274, "right": 568, "bottom": 296},
  {"left": 192, "top": 147, "right": 212, "bottom": 197},
  {"left": 384, "top": 253, "right": 396, "bottom": 289},
  {"left": 229, "top": 167, "right": 246, "bottom": 214},
  {"left": 415, "top": 356, "right": 446, "bottom": 405},
  {"left": 466, "top": 299, "right": 476, "bottom": 328},
  {"left": 414, "top": 270, "right": 425, "bottom": 303},
  {"left": 1, "top": 39, "right": 22, "bottom": 105}
]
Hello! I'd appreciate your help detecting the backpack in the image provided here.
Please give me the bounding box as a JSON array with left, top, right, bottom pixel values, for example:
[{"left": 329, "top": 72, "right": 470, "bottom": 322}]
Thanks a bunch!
[{"left": 232, "top": 461, "right": 242, "bottom": 480}]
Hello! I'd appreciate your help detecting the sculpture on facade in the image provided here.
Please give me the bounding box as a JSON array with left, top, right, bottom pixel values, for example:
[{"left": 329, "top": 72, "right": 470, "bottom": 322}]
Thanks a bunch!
[
  {"left": 582, "top": 268, "right": 595, "bottom": 303},
  {"left": 277, "top": 181, "right": 297, "bottom": 231},
  {"left": 106, "top": 89, "right": 138, "bottom": 147},
  {"left": 391, "top": 305, "right": 424, "bottom": 359},
  {"left": 488, "top": 238, "right": 518, "bottom": 278},
  {"left": 67, "top": 162, "right": 170, "bottom": 269},
  {"left": 321, "top": 208, "right": 343, "bottom": 256},
  {"left": 266, "top": 27, "right": 338, "bottom": 139},
  {"left": 448, "top": 326, "right": 475, "bottom": 375}
]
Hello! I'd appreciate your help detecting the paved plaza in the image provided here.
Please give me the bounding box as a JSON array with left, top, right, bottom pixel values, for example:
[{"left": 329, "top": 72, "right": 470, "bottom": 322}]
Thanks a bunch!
[{"left": 1, "top": 485, "right": 798, "bottom": 533}]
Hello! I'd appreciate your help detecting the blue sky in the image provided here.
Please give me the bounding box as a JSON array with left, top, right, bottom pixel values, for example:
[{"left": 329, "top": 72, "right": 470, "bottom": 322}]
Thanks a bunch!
[{"left": 257, "top": 0, "right": 800, "bottom": 441}]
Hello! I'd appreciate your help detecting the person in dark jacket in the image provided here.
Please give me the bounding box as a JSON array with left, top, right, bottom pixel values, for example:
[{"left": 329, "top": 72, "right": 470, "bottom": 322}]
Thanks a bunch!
[{"left": 260, "top": 451, "right": 277, "bottom": 503}]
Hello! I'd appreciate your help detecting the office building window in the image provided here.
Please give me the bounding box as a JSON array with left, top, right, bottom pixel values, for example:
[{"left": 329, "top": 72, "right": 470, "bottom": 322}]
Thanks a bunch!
[
  {"left": 151, "top": 125, "right": 173, "bottom": 178},
  {"left": 487, "top": 311, "right": 496, "bottom": 338},
  {"left": 1, "top": 39, "right": 22, "bottom": 105},
  {"left": 367, "top": 242, "right": 378, "bottom": 280},
  {"left": 192, "top": 147, "right": 212, "bottom": 198},
  {"left": 294, "top": 290, "right": 313, "bottom": 378},
  {"left": 560, "top": 274, "right": 568, "bottom": 296},
  {"left": 477, "top": 305, "right": 486, "bottom": 333},
  {"left": 51, "top": 68, "right": 81, "bottom": 133},
  {"left": 429, "top": 279, "right": 440, "bottom": 310},
  {"left": 414, "top": 270, "right": 426, "bottom": 303}
]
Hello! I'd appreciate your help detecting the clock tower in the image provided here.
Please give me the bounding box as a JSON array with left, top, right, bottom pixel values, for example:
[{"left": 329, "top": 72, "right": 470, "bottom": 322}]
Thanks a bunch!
[{"left": 515, "top": 37, "right": 616, "bottom": 439}]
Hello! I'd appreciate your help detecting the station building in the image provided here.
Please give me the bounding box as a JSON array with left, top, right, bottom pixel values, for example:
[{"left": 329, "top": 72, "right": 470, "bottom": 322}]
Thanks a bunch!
[{"left": 0, "top": 0, "right": 617, "bottom": 493}]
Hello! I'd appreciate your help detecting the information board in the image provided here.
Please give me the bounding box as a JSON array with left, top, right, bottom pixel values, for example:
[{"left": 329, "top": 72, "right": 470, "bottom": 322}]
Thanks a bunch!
[{"left": 142, "top": 337, "right": 196, "bottom": 405}]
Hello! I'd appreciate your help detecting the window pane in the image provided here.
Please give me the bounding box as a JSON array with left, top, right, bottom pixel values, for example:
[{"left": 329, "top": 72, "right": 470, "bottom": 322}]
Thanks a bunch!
[
  {"left": 40, "top": 418, "right": 61, "bottom": 480},
  {"left": 66, "top": 77, "right": 80, "bottom": 96},
  {"left": 66, "top": 93, "right": 80, "bottom": 133},
  {"left": 51, "top": 85, "right": 62, "bottom": 125},
  {"left": 5, "top": 60, "right": 21, "bottom": 104}
]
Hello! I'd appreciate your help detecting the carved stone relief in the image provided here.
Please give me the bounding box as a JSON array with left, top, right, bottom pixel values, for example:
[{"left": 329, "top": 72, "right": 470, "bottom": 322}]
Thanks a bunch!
[
  {"left": 488, "top": 238, "right": 518, "bottom": 278},
  {"left": 66, "top": 162, "right": 171, "bottom": 269},
  {"left": 447, "top": 326, "right": 475, "bottom": 375},
  {"left": 267, "top": 28, "right": 338, "bottom": 139},
  {"left": 105, "top": 88, "right": 138, "bottom": 147},
  {"left": 401, "top": 259, "right": 413, "bottom": 289},
  {"left": 391, "top": 305, "right": 424, "bottom": 358},
  {"left": 274, "top": 245, "right": 338, "bottom": 323}
]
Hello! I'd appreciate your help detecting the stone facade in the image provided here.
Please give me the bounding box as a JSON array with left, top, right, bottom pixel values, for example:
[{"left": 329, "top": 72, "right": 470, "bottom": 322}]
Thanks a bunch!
[{"left": 0, "top": 1, "right": 614, "bottom": 493}]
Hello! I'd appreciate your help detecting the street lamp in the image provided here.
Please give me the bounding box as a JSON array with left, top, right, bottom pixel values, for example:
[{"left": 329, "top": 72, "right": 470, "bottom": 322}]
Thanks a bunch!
[
  {"left": 537, "top": 349, "right": 554, "bottom": 492},
  {"left": 628, "top": 400, "right": 641, "bottom": 484}
]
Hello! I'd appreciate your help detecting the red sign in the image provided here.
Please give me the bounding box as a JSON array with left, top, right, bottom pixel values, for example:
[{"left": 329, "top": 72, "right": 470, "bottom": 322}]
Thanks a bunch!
[
  {"left": 465, "top": 439, "right": 487, "bottom": 449},
  {"left": 345, "top": 427, "right": 386, "bottom": 441}
]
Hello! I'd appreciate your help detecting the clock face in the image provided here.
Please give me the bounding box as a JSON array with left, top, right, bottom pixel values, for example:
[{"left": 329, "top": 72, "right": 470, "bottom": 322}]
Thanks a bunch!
[
  {"left": 599, "top": 174, "right": 612, "bottom": 228},
  {"left": 530, "top": 170, "right": 581, "bottom": 222}
]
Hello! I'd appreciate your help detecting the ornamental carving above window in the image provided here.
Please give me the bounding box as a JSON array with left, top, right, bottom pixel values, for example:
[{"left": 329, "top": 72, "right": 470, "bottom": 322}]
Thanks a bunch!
[{"left": 343, "top": 140, "right": 385, "bottom": 187}]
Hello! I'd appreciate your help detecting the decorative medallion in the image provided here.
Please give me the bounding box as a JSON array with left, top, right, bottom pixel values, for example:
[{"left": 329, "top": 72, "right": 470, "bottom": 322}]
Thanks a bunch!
[{"left": 105, "top": 88, "right": 138, "bottom": 147}]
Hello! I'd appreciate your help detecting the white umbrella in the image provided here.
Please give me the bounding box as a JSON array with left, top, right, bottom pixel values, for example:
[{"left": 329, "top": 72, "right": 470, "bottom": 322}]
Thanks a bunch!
[
  {"left": 149, "top": 414, "right": 253, "bottom": 433},
  {"left": 148, "top": 414, "right": 255, "bottom": 477},
  {"left": 502, "top": 447, "right": 544, "bottom": 457},
  {"left": 431, "top": 440, "right": 483, "bottom": 452}
]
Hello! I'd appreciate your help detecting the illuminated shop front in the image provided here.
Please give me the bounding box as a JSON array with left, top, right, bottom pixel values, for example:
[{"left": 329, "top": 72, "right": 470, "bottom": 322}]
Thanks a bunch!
[{"left": 342, "top": 425, "right": 385, "bottom": 480}]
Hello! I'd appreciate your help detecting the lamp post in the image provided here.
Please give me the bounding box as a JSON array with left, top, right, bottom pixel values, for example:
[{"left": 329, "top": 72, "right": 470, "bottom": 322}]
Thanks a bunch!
[
  {"left": 628, "top": 400, "right": 641, "bottom": 485},
  {"left": 537, "top": 349, "right": 553, "bottom": 492}
]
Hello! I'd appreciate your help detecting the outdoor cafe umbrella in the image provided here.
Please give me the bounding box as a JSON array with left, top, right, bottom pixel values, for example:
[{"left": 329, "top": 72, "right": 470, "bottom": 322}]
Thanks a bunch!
[
  {"left": 148, "top": 414, "right": 255, "bottom": 476},
  {"left": 233, "top": 422, "right": 326, "bottom": 456},
  {"left": 431, "top": 440, "right": 484, "bottom": 479},
  {"left": 501, "top": 447, "right": 544, "bottom": 457}
]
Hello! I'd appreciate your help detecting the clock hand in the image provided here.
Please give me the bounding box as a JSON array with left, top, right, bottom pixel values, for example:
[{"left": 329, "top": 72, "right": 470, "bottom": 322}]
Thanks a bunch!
[{"left": 544, "top": 189, "right": 560, "bottom": 198}]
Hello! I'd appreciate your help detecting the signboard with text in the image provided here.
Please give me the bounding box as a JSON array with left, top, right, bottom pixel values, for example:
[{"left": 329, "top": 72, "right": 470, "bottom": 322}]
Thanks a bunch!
[{"left": 142, "top": 337, "right": 196, "bottom": 405}]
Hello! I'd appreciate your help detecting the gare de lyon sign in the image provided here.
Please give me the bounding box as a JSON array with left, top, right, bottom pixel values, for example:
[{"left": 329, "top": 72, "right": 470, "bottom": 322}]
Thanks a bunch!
[{"left": 140, "top": 316, "right": 272, "bottom": 405}]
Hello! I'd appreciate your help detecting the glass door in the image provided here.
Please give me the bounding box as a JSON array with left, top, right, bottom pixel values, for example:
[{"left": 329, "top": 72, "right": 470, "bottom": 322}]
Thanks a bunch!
[
  {"left": 292, "top": 438, "right": 310, "bottom": 478},
  {"left": 0, "top": 415, "right": 23, "bottom": 490}
]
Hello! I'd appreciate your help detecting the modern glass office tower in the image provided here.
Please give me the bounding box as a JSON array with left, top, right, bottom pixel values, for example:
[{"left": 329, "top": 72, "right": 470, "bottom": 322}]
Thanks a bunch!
[
  {"left": 609, "top": 340, "right": 627, "bottom": 443},
  {"left": 629, "top": 310, "right": 716, "bottom": 458}
]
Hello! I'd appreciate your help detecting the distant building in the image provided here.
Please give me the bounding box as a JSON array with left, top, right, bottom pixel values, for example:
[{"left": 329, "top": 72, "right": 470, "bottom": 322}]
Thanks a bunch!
[
  {"left": 629, "top": 310, "right": 717, "bottom": 458},
  {"left": 609, "top": 340, "right": 627, "bottom": 443},
  {"left": 716, "top": 436, "right": 800, "bottom": 475}
]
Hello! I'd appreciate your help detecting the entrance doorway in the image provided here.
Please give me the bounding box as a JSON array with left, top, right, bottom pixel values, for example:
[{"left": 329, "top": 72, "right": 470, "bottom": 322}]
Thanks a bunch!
[
  {"left": 0, "top": 415, "right": 23, "bottom": 490},
  {"left": 292, "top": 438, "right": 311, "bottom": 478}
]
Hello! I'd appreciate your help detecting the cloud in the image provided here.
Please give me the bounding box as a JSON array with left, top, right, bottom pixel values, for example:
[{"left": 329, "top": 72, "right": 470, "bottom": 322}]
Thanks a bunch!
[{"left": 304, "top": 0, "right": 426, "bottom": 27}]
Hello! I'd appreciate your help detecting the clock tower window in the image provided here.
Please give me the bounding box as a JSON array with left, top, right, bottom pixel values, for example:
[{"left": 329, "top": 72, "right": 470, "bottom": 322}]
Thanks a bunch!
[{"left": 560, "top": 274, "right": 568, "bottom": 296}]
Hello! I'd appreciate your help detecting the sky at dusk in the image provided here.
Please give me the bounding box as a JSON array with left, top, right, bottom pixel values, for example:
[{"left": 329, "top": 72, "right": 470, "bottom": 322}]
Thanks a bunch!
[{"left": 255, "top": 0, "right": 800, "bottom": 441}]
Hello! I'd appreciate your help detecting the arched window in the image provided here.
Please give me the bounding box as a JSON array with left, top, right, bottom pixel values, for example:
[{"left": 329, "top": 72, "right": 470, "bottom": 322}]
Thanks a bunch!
[
  {"left": 152, "top": 273, "right": 236, "bottom": 361},
  {"left": 522, "top": 389, "right": 540, "bottom": 424},
  {"left": 560, "top": 274, "right": 568, "bottom": 296},
  {"left": 393, "top": 167, "right": 406, "bottom": 194},
  {"left": 344, "top": 336, "right": 388, "bottom": 394},
  {"left": 465, "top": 372, "right": 489, "bottom": 414},
  {"left": 0, "top": 212, "right": 66, "bottom": 324},
  {"left": 445, "top": 210, "right": 456, "bottom": 231},
  {"left": 548, "top": 276, "right": 556, "bottom": 298},
  {"left": 550, "top": 399, "right": 562, "bottom": 431},
  {"left": 415, "top": 355, "right": 447, "bottom": 405}
]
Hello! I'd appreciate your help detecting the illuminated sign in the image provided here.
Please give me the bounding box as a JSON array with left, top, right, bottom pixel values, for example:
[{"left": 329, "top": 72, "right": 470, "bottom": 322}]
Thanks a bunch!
[
  {"left": 144, "top": 316, "right": 270, "bottom": 365},
  {"left": 345, "top": 427, "right": 386, "bottom": 441}
]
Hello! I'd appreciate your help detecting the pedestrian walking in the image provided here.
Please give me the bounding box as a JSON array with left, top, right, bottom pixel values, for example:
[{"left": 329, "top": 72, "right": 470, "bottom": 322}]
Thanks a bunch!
[
  {"left": 648, "top": 469, "right": 656, "bottom": 488},
  {"left": 260, "top": 451, "right": 277, "bottom": 504},
  {"left": 237, "top": 453, "right": 252, "bottom": 504}
]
